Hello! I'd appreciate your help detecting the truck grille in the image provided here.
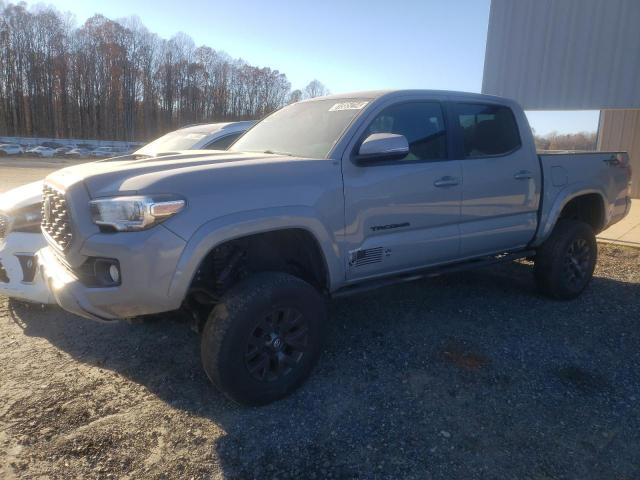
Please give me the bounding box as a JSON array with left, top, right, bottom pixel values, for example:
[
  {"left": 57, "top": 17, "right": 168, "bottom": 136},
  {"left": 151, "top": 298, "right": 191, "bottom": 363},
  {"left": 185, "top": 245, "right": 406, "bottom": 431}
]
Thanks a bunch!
[
  {"left": 41, "top": 184, "right": 73, "bottom": 250},
  {"left": 0, "top": 213, "right": 8, "bottom": 240}
]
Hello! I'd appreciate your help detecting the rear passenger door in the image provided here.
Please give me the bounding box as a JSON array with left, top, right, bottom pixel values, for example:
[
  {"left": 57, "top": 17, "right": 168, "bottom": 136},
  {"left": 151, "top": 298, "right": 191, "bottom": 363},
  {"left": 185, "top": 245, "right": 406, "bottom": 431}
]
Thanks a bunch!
[{"left": 450, "top": 102, "right": 541, "bottom": 257}]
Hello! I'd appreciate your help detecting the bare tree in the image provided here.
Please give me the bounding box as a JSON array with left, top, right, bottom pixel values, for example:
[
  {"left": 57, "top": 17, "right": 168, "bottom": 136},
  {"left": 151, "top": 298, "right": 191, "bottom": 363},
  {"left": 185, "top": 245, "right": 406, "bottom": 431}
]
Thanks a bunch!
[
  {"left": 304, "top": 79, "right": 329, "bottom": 99},
  {"left": 0, "top": 2, "right": 304, "bottom": 141},
  {"left": 534, "top": 131, "right": 597, "bottom": 151},
  {"left": 288, "top": 89, "right": 303, "bottom": 104}
]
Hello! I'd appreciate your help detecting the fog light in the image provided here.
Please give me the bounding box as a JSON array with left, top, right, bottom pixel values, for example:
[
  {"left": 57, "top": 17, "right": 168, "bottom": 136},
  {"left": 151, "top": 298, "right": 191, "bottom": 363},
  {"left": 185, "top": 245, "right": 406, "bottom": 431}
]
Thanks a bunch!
[
  {"left": 108, "top": 264, "right": 120, "bottom": 284},
  {"left": 79, "top": 258, "right": 121, "bottom": 287}
]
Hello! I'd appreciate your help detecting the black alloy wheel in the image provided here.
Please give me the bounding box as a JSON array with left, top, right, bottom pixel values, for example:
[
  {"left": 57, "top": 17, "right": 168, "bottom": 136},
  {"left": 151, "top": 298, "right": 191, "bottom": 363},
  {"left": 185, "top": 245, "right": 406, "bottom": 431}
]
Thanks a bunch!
[
  {"left": 244, "top": 307, "right": 309, "bottom": 382},
  {"left": 563, "top": 237, "right": 592, "bottom": 289}
]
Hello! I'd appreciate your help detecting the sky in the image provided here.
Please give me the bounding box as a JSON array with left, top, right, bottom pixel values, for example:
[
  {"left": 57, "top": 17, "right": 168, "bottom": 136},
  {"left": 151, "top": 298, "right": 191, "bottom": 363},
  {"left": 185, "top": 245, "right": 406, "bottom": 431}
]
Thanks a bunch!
[{"left": 22, "top": 0, "right": 599, "bottom": 135}]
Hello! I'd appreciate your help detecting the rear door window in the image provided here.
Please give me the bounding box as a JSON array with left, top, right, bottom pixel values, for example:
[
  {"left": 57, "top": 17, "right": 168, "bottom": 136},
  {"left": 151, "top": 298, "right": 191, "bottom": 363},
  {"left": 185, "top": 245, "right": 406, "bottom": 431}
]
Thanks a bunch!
[{"left": 453, "top": 103, "right": 521, "bottom": 157}]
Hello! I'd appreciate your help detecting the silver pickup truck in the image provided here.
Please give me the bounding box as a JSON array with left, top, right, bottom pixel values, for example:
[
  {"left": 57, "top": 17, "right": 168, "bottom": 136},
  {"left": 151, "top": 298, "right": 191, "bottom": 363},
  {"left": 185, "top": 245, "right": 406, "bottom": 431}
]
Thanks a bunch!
[{"left": 38, "top": 90, "right": 632, "bottom": 405}]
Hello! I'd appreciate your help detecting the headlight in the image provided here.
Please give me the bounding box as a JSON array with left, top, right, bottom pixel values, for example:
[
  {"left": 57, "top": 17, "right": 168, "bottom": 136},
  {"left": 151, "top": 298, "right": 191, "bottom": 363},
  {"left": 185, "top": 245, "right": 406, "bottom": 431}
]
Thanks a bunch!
[
  {"left": 9, "top": 203, "right": 42, "bottom": 233},
  {"left": 89, "top": 195, "right": 185, "bottom": 232}
]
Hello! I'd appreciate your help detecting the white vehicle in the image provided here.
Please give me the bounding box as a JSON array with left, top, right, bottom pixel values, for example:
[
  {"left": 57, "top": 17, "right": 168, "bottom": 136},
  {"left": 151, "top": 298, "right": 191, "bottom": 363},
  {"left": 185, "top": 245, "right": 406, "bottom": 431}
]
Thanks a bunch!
[
  {"left": 54, "top": 147, "right": 73, "bottom": 157},
  {"left": 0, "top": 144, "right": 23, "bottom": 156},
  {"left": 89, "top": 146, "right": 123, "bottom": 158},
  {"left": 0, "top": 181, "right": 51, "bottom": 303},
  {"left": 0, "top": 121, "right": 253, "bottom": 304},
  {"left": 134, "top": 121, "right": 255, "bottom": 157},
  {"left": 65, "top": 147, "right": 91, "bottom": 158},
  {"left": 26, "top": 146, "right": 56, "bottom": 158}
]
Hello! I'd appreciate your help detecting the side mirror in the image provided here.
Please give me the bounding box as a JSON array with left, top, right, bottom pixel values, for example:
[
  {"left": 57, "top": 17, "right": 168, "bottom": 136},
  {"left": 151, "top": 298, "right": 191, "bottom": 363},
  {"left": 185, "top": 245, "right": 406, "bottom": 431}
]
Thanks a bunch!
[{"left": 356, "top": 133, "right": 409, "bottom": 164}]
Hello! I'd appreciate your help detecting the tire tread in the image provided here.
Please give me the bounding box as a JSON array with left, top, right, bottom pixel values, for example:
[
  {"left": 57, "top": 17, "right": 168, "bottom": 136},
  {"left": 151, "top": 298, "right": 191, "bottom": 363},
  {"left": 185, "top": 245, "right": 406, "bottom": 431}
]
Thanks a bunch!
[
  {"left": 201, "top": 271, "right": 325, "bottom": 405},
  {"left": 534, "top": 219, "right": 597, "bottom": 300}
]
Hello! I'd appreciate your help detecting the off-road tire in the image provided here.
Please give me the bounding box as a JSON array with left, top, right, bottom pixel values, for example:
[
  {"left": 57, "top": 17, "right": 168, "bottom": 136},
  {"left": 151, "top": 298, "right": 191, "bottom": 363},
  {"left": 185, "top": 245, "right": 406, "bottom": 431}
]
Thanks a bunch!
[
  {"left": 201, "top": 271, "right": 326, "bottom": 406},
  {"left": 534, "top": 219, "right": 597, "bottom": 300}
]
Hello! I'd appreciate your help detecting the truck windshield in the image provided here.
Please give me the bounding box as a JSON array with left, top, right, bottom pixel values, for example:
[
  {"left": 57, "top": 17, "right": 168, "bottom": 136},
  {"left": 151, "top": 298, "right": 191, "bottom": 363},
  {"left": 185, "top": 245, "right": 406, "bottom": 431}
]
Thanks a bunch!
[{"left": 230, "top": 98, "right": 370, "bottom": 158}]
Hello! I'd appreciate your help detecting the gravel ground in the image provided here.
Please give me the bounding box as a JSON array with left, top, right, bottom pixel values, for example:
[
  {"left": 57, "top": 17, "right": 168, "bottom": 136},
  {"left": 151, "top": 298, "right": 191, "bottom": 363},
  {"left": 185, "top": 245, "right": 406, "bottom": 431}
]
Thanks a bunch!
[{"left": 1, "top": 243, "right": 639, "bottom": 479}]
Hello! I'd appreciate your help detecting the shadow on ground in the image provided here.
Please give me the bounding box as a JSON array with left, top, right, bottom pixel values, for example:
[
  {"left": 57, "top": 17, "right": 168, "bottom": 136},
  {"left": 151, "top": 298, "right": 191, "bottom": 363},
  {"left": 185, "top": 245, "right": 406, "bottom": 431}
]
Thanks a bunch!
[{"left": 7, "top": 256, "right": 640, "bottom": 479}]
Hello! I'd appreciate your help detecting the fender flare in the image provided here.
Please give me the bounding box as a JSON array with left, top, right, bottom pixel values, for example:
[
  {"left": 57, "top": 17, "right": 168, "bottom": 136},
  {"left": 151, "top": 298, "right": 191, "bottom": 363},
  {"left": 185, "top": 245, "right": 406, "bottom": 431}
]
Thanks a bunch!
[
  {"left": 533, "top": 184, "right": 607, "bottom": 246},
  {"left": 166, "top": 206, "right": 343, "bottom": 303}
]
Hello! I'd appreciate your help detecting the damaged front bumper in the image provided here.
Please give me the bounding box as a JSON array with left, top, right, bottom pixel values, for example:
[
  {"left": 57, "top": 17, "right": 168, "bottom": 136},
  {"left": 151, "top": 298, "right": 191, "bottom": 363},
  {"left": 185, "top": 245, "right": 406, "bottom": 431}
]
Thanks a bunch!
[
  {"left": 37, "top": 225, "right": 187, "bottom": 322},
  {"left": 0, "top": 232, "right": 52, "bottom": 304}
]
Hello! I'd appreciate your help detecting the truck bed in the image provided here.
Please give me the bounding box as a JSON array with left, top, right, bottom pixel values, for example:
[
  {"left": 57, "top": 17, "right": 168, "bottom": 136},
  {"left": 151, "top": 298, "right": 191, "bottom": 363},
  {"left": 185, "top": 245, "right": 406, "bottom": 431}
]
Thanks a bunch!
[{"left": 535, "top": 151, "right": 631, "bottom": 244}]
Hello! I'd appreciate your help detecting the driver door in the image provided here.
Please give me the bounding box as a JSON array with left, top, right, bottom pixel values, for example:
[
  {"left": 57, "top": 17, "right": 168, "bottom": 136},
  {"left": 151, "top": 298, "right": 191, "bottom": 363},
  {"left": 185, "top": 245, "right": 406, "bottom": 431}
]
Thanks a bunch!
[{"left": 341, "top": 100, "right": 462, "bottom": 281}]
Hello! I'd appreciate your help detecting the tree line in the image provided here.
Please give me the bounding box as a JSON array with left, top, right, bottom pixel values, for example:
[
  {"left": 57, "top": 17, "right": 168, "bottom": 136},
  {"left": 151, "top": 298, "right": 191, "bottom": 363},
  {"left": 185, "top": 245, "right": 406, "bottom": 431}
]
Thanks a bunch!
[
  {"left": 0, "top": 2, "right": 328, "bottom": 142},
  {"left": 533, "top": 131, "right": 597, "bottom": 151}
]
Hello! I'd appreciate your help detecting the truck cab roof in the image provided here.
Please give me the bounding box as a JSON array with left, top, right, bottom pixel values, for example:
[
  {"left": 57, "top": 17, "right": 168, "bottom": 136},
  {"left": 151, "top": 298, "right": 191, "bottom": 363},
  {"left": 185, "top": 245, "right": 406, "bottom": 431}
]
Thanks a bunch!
[{"left": 307, "top": 89, "right": 519, "bottom": 106}]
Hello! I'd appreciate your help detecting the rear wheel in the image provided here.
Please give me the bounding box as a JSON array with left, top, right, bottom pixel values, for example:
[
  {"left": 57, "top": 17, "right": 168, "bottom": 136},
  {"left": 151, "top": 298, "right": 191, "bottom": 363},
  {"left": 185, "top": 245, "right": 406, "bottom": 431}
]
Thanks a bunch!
[
  {"left": 200, "top": 271, "right": 326, "bottom": 406},
  {"left": 534, "top": 219, "right": 597, "bottom": 299}
]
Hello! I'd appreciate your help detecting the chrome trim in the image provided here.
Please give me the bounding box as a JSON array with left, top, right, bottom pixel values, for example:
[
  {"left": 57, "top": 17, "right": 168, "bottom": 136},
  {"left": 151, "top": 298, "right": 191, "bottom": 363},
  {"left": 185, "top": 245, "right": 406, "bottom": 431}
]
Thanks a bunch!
[{"left": 41, "top": 184, "right": 73, "bottom": 250}]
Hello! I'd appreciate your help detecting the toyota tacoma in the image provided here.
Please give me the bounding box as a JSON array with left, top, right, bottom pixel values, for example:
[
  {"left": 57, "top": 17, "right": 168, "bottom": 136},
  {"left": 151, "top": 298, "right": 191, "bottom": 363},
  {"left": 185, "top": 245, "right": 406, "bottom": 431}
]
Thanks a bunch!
[{"left": 38, "top": 90, "right": 632, "bottom": 405}]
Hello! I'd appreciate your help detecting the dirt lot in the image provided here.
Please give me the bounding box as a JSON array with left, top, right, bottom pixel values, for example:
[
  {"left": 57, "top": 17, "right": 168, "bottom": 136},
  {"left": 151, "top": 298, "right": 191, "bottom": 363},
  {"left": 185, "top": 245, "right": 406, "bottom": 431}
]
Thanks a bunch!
[
  {"left": 0, "top": 156, "right": 86, "bottom": 193},
  {"left": 1, "top": 162, "right": 639, "bottom": 479}
]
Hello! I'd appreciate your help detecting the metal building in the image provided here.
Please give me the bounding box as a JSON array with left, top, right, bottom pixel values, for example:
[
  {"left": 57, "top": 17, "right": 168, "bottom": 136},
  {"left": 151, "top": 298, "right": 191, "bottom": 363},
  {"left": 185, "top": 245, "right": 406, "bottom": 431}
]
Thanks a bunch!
[
  {"left": 482, "top": 0, "right": 640, "bottom": 197},
  {"left": 598, "top": 110, "right": 640, "bottom": 197}
]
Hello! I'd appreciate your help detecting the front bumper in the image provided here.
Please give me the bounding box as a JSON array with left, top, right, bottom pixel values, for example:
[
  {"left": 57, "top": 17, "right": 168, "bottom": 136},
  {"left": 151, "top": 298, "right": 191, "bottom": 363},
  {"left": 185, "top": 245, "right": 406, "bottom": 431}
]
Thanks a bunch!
[
  {"left": 37, "top": 246, "right": 107, "bottom": 320},
  {"left": 0, "top": 232, "right": 52, "bottom": 304},
  {"left": 38, "top": 225, "right": 187, "bottom": 321}
]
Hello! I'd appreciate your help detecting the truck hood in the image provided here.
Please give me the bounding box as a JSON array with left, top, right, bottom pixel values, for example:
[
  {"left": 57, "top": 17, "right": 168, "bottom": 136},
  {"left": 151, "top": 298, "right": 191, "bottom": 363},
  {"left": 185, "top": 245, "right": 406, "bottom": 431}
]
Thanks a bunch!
[
  {"left": 45, "top": 151, "right": 302, "bottom": 197},
  {"left": 0, "top": 180, "right": 44, "bottom": 212}
]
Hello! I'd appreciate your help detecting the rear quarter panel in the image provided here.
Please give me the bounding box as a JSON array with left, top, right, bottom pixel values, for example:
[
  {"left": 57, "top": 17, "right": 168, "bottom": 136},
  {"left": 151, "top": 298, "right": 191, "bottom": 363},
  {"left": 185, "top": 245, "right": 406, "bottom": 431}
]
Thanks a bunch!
[{"left": 534, "top": 152, "right": 631, "bottom": 244}]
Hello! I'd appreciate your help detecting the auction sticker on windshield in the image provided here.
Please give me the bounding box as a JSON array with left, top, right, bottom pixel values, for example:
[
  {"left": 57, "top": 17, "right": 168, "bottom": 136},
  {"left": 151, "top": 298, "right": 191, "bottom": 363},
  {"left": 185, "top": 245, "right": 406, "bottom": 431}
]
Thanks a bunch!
[{"left": 329, "top": 101, "right": 369, "bottom": 111}]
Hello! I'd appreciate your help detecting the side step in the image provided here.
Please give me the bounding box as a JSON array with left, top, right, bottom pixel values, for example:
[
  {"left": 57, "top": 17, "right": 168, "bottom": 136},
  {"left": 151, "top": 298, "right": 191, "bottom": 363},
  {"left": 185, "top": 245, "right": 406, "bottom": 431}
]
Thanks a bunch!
[{"left": 332, "top": 249, "right": 536, "bottom": 299}]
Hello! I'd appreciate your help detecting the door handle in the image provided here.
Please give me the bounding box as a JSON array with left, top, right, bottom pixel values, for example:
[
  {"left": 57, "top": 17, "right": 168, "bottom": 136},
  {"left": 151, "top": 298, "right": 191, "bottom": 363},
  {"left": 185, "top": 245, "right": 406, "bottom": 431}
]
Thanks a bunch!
[
  {"left": 514, "top": 170, "right": 533, "bottom": 180},
  {"left": 433, "top": 176, "right": 460, "bottom": 187}
]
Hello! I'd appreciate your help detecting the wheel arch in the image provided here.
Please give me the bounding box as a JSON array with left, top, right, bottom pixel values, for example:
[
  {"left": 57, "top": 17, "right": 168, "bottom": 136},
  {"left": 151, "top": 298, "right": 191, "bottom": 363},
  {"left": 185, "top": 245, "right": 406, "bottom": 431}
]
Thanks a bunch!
[
  {"left": 534, "top": 188, "right": 608, "bottom": 245},
  {"left": 556, "top": 193, "right": 606, "bottom": 232},
  {"left": 167, "top": 208, "right": 343, "bottom": 303},
  {"left": 195, "top": 227, "right": 331, "bottom": 293}
]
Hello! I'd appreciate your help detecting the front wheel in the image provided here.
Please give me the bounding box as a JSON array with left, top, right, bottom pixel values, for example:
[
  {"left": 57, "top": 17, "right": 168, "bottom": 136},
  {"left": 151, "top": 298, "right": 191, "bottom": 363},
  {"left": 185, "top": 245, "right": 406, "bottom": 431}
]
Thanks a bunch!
[
  {"left": 534, "top": 219, "right": 597, "bottom": 300},
  {"left": 201, "top": 272, "right": 326, "bottom": 406}
]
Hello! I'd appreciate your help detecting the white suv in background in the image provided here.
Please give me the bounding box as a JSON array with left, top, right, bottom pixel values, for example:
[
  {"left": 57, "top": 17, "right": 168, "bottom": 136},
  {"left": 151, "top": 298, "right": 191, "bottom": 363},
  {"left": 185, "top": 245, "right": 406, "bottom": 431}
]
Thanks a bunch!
[
  {"left": 0, "top": 181, "right": 50, "bottom": 303},
  {"left": 0, "top": 121, "right": 254, "bottom": 304},
  {"left": 0, "top": 144, "right": 23, "bottom": 156},
  {"left": 26, "top": 146, "right": 56, "bottom": 158}
]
